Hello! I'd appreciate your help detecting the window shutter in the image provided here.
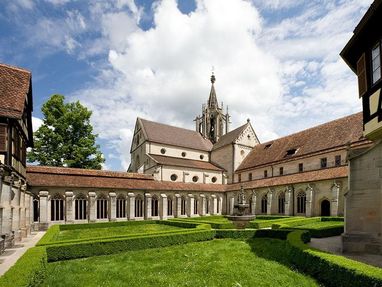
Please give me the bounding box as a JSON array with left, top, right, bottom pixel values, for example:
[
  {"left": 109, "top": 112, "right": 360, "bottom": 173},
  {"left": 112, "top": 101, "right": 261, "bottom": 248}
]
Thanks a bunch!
[
  {"left": 0, "top": 124, "right": 7, "bottom": 152},
  {"left": 357, "top": 53, "right": 367, "bottom": 98}
]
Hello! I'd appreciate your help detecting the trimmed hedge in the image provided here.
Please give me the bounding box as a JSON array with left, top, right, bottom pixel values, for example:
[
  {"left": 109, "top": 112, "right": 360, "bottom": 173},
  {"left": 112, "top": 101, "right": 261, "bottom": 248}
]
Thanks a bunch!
[
  {"left": 249, "top": 217, "right": 305, "bottom": 229},
  {"left": 272, "top": 217, "right": 320, "bottom": 229},
  {"left": 59, "top": 219, "right": 158, "bottom": 231},
  {"left": 46, "top": 229, "right": 216, "bottom": 262},
  {"left": 0, "top": 247, "right": 47, "bottom": 287},
  {"left": 291, "top": 225, "right": 344, "bottom": 238},
  {"left": 37, "top": 224, "right": 60, "bottom": 246},
  {"left": 215, "top": 229, "right": 294, "bottom": 240},
  {"left": 169, "top": 218, "right": 234, "bottom": 229},
  {"left": 286, "top": 230, "right": 382, "bottom": 287}
]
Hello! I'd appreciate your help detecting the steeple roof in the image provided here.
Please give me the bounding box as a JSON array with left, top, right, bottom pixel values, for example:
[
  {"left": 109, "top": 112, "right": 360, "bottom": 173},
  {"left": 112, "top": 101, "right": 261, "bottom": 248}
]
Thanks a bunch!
[{"left": 208, "top": 73, "right": 219, "bottom": 109}]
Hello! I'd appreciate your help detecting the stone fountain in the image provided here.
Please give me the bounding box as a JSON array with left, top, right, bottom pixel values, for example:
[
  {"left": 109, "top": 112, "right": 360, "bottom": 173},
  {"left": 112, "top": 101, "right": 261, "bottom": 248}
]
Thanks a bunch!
[{"left": 225, "top": 186, "right": 256, "bottom": 229}]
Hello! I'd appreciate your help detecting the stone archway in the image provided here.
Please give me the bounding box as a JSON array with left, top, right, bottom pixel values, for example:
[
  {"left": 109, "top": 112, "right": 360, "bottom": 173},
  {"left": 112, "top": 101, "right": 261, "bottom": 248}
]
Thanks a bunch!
[{"left": 321, "top": 199, "right": 330, "bottom": 216}]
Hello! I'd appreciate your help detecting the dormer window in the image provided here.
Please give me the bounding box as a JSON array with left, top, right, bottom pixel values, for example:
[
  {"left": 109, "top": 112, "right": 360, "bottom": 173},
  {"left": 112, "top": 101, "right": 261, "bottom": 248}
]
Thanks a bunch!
[
  {"left": 285, "top": 148, "right": 297, "bottom": 157},
  {"left": 372, "top": 42, "right": 381, "bottom": 85},
  {"left": 264, "top": 143, "right": 272, "bottom": 149}
]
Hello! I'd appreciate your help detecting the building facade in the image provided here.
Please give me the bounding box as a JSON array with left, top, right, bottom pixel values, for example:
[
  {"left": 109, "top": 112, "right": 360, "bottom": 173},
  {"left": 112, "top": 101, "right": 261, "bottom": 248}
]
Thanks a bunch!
[{"left": 340, "top": 0, "right": 382, "bottom": 255}]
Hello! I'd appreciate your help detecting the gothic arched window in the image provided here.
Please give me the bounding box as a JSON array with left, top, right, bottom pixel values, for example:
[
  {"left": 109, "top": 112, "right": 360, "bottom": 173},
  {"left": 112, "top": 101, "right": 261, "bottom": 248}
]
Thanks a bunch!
[
  {"left": 167, "top": 196, "right": 173, "bottom": 216},
  {"left": 297, "top": 191, "right": 306, "bottom": 214},
  {"left": 116, "top": 195, "right": 126, "bottom": 218},
  {"left": 278, "top": 192, "right": 285, "bottom": 214},
  {"left": 151, "top": 196, "right": 159, "bottom": 217},
  {"left": 135, "top": 195, "right": 143, "bottom": 218},
  {"left": 51, "top": 194, "right": 64, "bottom": 221},
  {"left": 181, "top": 196, "right": 186, "bottom": 215},
  {"left": 75, "top": 193, "right": 87, "bottom": 220},
  {"left": 97, "top": 194, "right": 108, "bottom": 219},
  {"left": 261, "top": 194, "right": 267, "bottom": 214}
]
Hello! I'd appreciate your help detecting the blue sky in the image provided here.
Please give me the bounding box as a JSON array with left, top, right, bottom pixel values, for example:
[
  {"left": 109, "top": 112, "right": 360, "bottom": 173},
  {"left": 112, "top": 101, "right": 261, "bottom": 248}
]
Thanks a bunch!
[{"left": 0, "top": 0, "right": 372, "bottom": 170}]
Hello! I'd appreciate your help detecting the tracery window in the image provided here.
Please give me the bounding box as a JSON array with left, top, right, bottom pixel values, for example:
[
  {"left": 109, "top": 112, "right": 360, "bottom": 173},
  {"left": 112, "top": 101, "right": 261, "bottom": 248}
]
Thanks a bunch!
[
  {"left": 75, "top": 194, "right": 87, "bottom": 220},
  {"left": 51, "top": 194, "right": 64, "bottom": 221},
  {"left": 278, "top": 192, "right": 285, "bottom": 214},
  {"left": 181, "top": 196, "right": 186, "bottom": 215},
  {"left": 96, "top": 194, "right": 108, "bottom": 219},
  {"left": 297, "top": 191, "right": 306, "bottom": 214},
  {"left": 194, "top": 199, "right": 198, "bottom": 215},
  {"left": 135, "top": 195, "right": 144, "bottom": 218},
  {"left": 167, "top": 197, "right": 173, "bottom": 216},
  {"left": 116, "top": 195, "right": 126, "bottom": 218},
  {"left": 151, "top": 196, "right": 159, "bottom": 217},
  {"left": 261, "top": 195, "right": 267, "bottom": 214}
]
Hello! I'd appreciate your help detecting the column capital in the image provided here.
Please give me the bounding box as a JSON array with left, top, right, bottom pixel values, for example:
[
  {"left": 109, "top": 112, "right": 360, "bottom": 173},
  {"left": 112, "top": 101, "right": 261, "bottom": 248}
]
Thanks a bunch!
[
  {"left": 109, "top": 192, "right": 117, "bottom": 197},
  {"left": 145, "top": 193, "right": 152, "bottom": 198},
  {"left": 39, "top": 190, "right": 49, "bottom": 197},
  {"left": 174, "top": 193, "right": 181, "bottom": 198},
  {"left": 199, "top": 194, "right": 205, "bottom": 198},
  {"left": 188, "top": 193, "right": 194, "bottom": 198},
  {"left": 65, "top": 191, "right": 74, "bottom": 197},
  {"left": 211, "top": 194, "right": 216, "bottom": 198},
  {"left": 160, "top": 193, "right": 167, "bottom": 198},
  {"left": 127, "top": 192, "right": 135, "bottom": 198},
  {"left": 88, "top": 191, "right": 96, "bottom": 197}
]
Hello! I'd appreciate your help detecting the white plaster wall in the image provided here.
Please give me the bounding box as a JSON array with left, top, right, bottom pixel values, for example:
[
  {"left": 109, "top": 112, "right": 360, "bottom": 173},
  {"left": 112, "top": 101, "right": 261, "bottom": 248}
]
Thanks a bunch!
[
  {"left": 161, "top": 166, "right": 222, "bottom": 184},
  {"left": 211, "top": 145, "right": 233, "bottom": 182},
  {"left": 149, "top": 143, "right": 209, "bottom": 162}
]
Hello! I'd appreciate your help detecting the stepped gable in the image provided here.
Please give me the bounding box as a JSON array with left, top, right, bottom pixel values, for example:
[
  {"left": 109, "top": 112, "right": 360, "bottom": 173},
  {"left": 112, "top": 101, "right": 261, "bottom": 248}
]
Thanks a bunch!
[
  {"left": 139, "top": 118, "right": 213, "bottom": 151},
  {"left": 237, "top": 112, "right": 368, "bottom": 171}
]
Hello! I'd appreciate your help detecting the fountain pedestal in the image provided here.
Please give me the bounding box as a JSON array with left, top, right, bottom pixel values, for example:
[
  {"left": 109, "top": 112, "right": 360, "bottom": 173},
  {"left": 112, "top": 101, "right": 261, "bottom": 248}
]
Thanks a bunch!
[{"left": 225, "top": 203, "right": 256, "bottom": 229}]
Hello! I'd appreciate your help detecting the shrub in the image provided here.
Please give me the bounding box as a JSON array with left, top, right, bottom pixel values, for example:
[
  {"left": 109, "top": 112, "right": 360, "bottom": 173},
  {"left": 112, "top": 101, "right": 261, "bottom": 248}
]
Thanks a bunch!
[
  {"left": 59, "top": 219, "right": 157, "bottom": 231},
  {"left": 0, "top": 247, "right": 47, "bottom": 287},
  {"left": 36, "top": 225, "right": 60, "bottom": 246},
  {"left": 320, "top": 216, "right": 344, "bottom": 222},
  {"left": 286, "top": 230, "right": 382, "bottom": 287},
  {"left": 249, "top": 217, "right": 304, "bottom": 229},
  {"left": 161, "top": 220, "right": 211, "bottom": 230},
  {"left": 272, "top": 217, "right": 320, "bottom": 229},
  {"left": 169, "top": 218, "right": 234, "bottom": 229},
  {"left": 46, "top": 229, "right": 216, "bottom": 262},
  {"left": 215, "top": 229, "right": 256, "bottom": 239}
]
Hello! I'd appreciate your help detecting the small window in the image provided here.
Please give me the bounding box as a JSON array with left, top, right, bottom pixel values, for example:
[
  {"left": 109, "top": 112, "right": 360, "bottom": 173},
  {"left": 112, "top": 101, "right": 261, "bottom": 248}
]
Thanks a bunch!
[
  {"left": 160, "top": 148, "right": 166, "bottom": 154},
  {"left": 238, "top": 174, "right": 241, "bottom": 182},
  {"left": 211, "top": 176, "right": 217, "bottom": 183},
  {"left": 248, "top": 173, "right": 252, "bottom": 181},
  {"left": 264, "top": 170, "right": 268, "bottom": 178},
  {"left": 192, "top": 176, "right": 199, "bottom": 182},
  {"left": 298, "top": 163, "right": 303, "bottom": 173},
  {"left": 320, "top": 158, "right": 327, "bottom": 169},
  {"left": 170, "top": 174, "right": 178, "bottom": 181},
  {"left": 372, "top": 43, "right": 381, "bottom": 85},
  {"left": 279, "top": 167, "right": 283, "bottom": 176},
  {"left": 200, "top": 154, "right": 204, "bottom": 160},
  {"left": 181, "top": 152, "right": 186, "bottom": 157},
  {"left": 285, "top": 148, "right": 297, "bottom": 157},
  {"left": 240, "top": 150, "right": 245, "bottom": 156},
  {"left": 264, "top": 143, "right": 272, "bottom": 149},
  {"left": 247, "top": 134, "right": 251, "bottom": 139},
  {"left": 335, "top": 155, "right": 341, "bottom": 167}
]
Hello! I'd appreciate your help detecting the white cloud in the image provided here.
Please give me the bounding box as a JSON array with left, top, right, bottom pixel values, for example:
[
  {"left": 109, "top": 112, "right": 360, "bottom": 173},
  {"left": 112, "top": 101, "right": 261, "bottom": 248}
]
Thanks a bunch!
[{"left": 32, "top": 116, "right": 43, "bottom": 132}]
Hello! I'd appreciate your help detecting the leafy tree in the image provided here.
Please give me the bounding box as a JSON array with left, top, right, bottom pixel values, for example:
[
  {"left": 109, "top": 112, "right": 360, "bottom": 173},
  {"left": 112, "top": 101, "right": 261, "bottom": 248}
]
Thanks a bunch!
[{"left": 28, "top": 94, "right": 104, "bottom": 169}]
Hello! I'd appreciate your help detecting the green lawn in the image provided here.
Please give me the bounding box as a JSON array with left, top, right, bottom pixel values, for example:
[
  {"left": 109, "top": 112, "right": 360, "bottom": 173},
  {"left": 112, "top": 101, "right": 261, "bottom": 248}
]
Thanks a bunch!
[
  {"left": 43, "top": 239, "right": 318, "bottom": 287},
  {"left": 55, "top": 224, "right": 185, "bottom": 241}
]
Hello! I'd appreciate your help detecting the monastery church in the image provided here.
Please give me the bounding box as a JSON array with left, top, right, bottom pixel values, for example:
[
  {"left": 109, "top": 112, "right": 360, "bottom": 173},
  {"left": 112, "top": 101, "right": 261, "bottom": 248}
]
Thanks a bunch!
[{"left": 0, "top": 63, "right": 371, "bottom": 247}]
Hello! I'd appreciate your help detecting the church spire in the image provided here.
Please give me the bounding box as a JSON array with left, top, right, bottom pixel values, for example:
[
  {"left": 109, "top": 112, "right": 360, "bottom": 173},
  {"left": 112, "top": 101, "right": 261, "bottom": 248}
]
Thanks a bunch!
[{"left": 208, "top": 72, "right": 219, "bottom": 109}]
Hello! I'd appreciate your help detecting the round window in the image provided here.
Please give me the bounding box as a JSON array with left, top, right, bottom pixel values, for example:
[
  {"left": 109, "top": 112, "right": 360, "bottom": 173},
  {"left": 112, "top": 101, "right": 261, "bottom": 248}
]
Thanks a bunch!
[
  {"left": 160, "top": 148, "right": 166, "bottom": 154},
  {"left": 200, "top": 154, "right": 204, "bottom": 160},
  {"left": 192, "top": 176, "right": 199, "bottom": 182},
  {"left": 181, "top": 152, "right": 186, "bottom": 157},
  {"left": 170, "top": 174, "right": 178, "bottom": 181},
  {"left": 211, "top": 176, "right": 217, "bottom": 183}
]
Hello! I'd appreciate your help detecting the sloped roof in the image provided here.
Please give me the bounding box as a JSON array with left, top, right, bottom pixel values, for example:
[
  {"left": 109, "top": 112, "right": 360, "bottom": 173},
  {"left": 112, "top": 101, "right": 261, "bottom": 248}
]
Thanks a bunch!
[
  {"left": 139, "top": 118, "right": 213, "bottom": 151},
  {"left": 149, "top": 154, "right": 224, "bottom": 171},
  {"left": 237, "top": 112, "right": 368, "bottom": 171},
  {"left": 27, "top": 165, "right": 226, "bottom": 192},
  {"left": 228, "top": 166, "right": 348, "bottom": 191},
  {"left": 212, "top": 123, "right": 248, "bottom": 150},
  {"left": 0, "top": 63, "right": 31, "bottom": 119}
]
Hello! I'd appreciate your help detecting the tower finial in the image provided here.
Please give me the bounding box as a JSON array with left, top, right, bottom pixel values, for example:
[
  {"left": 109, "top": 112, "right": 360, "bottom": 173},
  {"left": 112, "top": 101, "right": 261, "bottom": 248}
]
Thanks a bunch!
[{"left": 210, "top": 72, "right": 215, "bottom": 84}]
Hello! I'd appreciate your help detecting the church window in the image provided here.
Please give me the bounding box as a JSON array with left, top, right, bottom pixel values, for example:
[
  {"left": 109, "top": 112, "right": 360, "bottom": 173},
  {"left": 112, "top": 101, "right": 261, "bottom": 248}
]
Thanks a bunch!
[
  {"left": 135, "top": 196, "right": 144, "bottom": 217},
  {"left": 264, "top": 170, "right": 268, "bottom": 178},
  {"left": 75, "top": 194, "right": 87, "bottom": 220},
  {"left": 372, "top": 42, "right": 381, "bottom": 84},
  {"left": 285, "top": 148, "right": 297, "bottom": 157},
  {"left": 194, "top": 199, "right": 198, "bottom": 215},
  {"left": 297, "top": 191, "right": 306, "bottom": 214},
  {"left": 181, "top": 152, "right": 186, "bottom": 157},
  {"left": 192, "top": 176, "right": 199, "bottom": 182},
  {"left": 167, "top": 197, "right": 173, "bottom": 216},
  {"left": 279, "top": 167, "right": 284, "bottom": 175},
  {"left": 116, "top": 195, "right": 126, "bottom": 218},
  {"left": 180, "top": 196, "right": 186, "bottom": 215},
  {"left": 261, "top": 195, "right": 267, "bottom": 213},
  {"left": 151, "top": 196, "right": 159, "bottom": 217},
  {"left": 248, "top": 173, "right": 252, "bottom": 181},
  {"left": 335, "top": 155, "right": 341, "bottom": 166},
  {"left": 278, "top": 192, "right": 285, "bottom": 214},
  {"left": 51, "top": 194, "right": 64, "bottom": 221},
  {"left": 170, "top": 174, "right": 178, "bottom": 181},
  {"left": 299, "top": 163, "right": 303, "bottom": 173},
  {"left": 200, "top": 154, "right": 204, "bottom": 160},
  {"left": 320, "top": 157, "right": 327, "bottom": 168},
  {"left": 96, "top": 194, "right": 108, "bottom": 219},
  {"left": 160, "top": 148, "right": 166, "bottom": 154},
  {"left": 211, "top": 176, "right": 217, "bottom": 183}
]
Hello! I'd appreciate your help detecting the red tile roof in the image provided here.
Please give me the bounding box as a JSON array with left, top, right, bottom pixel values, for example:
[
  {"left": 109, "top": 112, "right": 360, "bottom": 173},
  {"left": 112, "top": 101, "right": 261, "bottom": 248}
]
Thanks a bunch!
[
  {"left": 149, "top": 154, "right": 224, "bottom": 171},
  {"left": 228, "top": 166, "right": 348, "bottom": 191},
  {"left": 212, "top": 123, "right": 248, "bottom": 150},
  {"left": 237, "top": 112, "right": 369, "bottom": 171},
  {"left": 0, "top": 63, "right": 31, "bottom": 119},
  {"left": 27, "top": 166, "right": 226, "bottom": 192},
  {"left": 139, "top": 118, "right": 213, "bottom": 151}
]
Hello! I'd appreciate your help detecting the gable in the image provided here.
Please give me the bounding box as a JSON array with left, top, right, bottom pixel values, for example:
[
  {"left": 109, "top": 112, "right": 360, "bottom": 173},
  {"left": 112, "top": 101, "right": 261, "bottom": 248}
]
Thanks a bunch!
[{"left": 234, "top": 123, "right": 259, "bottom": 147}]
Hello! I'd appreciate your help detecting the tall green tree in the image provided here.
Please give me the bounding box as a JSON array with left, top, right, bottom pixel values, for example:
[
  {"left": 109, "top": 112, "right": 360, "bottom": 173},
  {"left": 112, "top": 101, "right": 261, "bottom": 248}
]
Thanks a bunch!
[{"left": 28, "top": 94, "right": 104, "bottom": 169}]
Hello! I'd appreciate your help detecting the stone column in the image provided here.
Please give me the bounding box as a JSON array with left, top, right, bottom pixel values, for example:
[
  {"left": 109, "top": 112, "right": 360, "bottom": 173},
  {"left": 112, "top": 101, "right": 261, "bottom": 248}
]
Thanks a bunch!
[
  {"left": 251, "top": 192, "right": 257, "bottom": 215},
  {"left": 127, "top": 193, "right": 135, "bottom": 220},
  {"left": 306, "top": 185, "right": 314, "bottom": 217},
  {"left": 187, "top": 194, "right": 194, "bottom": 217},
  {"left": 109, "top": 192, "right": 116, "bottom": 221},
  {"left": 229, "top": 196, "right": 235, "bottom": 215},
  {"left": 145, "top": 193, "right": 152, "bottom": 220},
  {"left": 88, "top": 192, "right": 96, "bottom": 222},
  {"left": 159, "top": 194, "right": 168, "bottom": 220},
  {"left": 65, "top": 191, "right": 74, "bottom": 223},
  {"left": 199, "top": 194, "right": 206, "bottom": 216},
  {"left": 285, "top": 187, "right": 293, "bottom": 216},
  {"left": 39, "top": 191, "right": 49, "bottom": 230},
  {"left": 211, "top": 195, "right": 217, "bottom": 215},
  {"left": 331, "top": 182, "right": 340, "bottom": 216},
  {"left": 25, "top": 193, "right": 30, "bottom": 234},
  {"left": 11, "top": 180, "right": 21, "bottom": 239},
  {"left": 267, "top": 189, "right": 273, "bottom": 215},
  {"left": 19, "top": 184, "right": 26, "bottom": 237},
  {"left": 175, "top": 194, "right": 181, "bottom": 217}
]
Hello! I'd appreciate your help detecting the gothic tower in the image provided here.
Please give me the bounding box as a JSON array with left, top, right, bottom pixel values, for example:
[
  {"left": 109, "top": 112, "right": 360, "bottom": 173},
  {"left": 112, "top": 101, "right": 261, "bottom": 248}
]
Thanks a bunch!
[{"left": 195, "top": 73, "right": 230, "bottom": 143}]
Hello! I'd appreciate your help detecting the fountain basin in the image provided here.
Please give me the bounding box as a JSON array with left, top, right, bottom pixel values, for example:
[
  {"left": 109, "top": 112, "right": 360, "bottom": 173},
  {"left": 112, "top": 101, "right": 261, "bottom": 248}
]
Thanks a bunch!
[{"left": 225, "top": 214, "right": 256, "bottom": 229}]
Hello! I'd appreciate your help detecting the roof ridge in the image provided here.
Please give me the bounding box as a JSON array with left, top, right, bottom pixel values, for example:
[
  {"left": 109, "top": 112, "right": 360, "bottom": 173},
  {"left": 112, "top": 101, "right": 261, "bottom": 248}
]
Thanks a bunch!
[{"left": 0, "top": 63, "right": 31, "bottom": 74}]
